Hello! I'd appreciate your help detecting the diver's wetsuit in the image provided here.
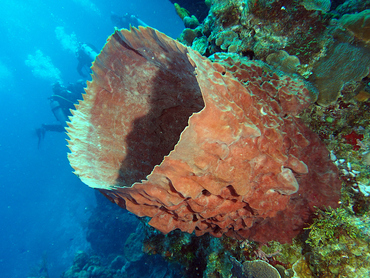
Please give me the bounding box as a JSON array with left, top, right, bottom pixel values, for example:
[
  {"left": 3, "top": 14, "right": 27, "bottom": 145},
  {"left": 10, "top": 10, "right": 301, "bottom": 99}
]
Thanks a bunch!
[
  {"left": 49, "top": 82, "right": 83, "bottom": 124},
  {"left": 110, "top": 12, "right": 149, "bottom": 29}
]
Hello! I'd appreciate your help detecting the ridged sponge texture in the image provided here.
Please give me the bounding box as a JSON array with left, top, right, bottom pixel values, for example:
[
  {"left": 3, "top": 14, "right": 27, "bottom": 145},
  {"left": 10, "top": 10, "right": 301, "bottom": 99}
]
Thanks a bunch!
[{"left": 67, "top": 27, "right": 341, "bottom": 243}]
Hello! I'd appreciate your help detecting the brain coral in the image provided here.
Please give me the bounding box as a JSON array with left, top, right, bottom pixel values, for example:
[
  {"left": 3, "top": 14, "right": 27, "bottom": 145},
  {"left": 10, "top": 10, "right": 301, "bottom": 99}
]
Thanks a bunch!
[
  {"left": 231, "top": 257, "right": 281, "bottom": 278},
  {"left": 67, "top": 27, "right": 341, "bottom": 243}
]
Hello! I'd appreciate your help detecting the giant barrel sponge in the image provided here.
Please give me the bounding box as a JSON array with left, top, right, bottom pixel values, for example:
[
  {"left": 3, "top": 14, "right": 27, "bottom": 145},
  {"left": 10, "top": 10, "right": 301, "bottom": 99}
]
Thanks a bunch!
[{"left": 67, "top": 27, "right": 341, "bottom": 243}]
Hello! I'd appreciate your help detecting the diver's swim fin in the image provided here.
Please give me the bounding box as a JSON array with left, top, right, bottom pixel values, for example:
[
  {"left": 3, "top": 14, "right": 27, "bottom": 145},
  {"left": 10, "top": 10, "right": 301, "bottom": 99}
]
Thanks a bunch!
[{"left": 36, "top": 126, "right": 46, "bottom": 149}]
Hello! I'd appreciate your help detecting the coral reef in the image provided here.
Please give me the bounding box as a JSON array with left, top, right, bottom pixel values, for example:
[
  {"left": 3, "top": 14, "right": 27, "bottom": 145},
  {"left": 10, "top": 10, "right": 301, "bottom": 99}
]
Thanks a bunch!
[
  {"left": 334, "top": 0, "right": 370, "bottom": 17},
  {"left": 299, "top": 75, "right": 370, "bottom": 206},
  {"left": 303, "top": 208, "right": 370, "bottom": 277},
  {"left": 300, "top": 0, "right": 331, "bottom": 12},
  {"left": 179, "top": 0, "right": 333, "bottom": 65},
  {"left": 85, "top": 192, "right": 139, "bottom": 256},
  {"left": 143, "top": 229, "right": 211, "bottom": 277},
  {"left": 67, "top": 27, "right": 341, "bottom": 243},
  {"left": 62, "top": 1, "right": 370, "bottom": 278},
  {"left": 266, "top": 50, "right": 301, "bottom": 74},
  {"left": 309, "top": 41, "right": 370, "bottom": 105},
  {"left": 308, "top": 8, "right": 370, "bottom": 105},
  {"left": 175, "top": 1, "right": 370, "bottom": 105},
  {"left": 169, "top": 0, "right": 210, "bottom": 22},
  {"left": 339, "top": 9, "right": 370, "bottom": 43},
  {"left": 174, "top": 3, "right": 191, "bottom": 21}
]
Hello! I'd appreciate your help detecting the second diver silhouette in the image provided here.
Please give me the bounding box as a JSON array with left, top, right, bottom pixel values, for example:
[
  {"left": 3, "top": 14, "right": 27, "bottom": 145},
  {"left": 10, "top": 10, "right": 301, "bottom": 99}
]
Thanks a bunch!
[{"left": 76, "top": 43, "right": 99, "bottom": 77}]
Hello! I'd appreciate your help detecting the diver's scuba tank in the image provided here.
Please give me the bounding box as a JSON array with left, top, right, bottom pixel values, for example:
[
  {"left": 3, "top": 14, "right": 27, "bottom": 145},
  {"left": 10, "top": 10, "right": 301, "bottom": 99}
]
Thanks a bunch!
[
  {"left": 50, "top": 97, "right": 69, "bottom": 127},
  {"left": 80, "top": 44, "right": 98, "bottom": 61},
  {"left": 135, "top": 16, "right": 148, "bottom": 27}
]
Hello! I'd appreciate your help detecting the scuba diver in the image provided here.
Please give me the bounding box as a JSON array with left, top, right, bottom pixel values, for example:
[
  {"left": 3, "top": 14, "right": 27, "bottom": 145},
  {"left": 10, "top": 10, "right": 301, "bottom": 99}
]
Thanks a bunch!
[
  {"left": 76, "top": 42, "right": 99, "bottom": 77},
  {"left": 110, "top": 12, "right": 149, "bottom": 29},
  {"left": 36, "top": 41, "right": 98, "bottom": 147},
  {"left": 36, "top": 80, "right": 85, "bottom": 148}
]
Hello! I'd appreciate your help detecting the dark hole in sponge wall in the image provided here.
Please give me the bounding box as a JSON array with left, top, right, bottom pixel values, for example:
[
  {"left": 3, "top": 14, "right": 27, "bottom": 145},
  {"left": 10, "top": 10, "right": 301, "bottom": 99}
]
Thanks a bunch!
[{"left": 114, "top": 30, "right": 205, "bottom": 187}]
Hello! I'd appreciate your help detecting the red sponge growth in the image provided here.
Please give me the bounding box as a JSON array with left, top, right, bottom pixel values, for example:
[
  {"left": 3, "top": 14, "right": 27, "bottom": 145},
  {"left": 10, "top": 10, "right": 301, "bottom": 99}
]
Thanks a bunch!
[
  {"left": 343, "top": 131, "right": 364, "bottom": 150},
  {"left": 67, "top": 27, "right": 341, "bottom": 243}
]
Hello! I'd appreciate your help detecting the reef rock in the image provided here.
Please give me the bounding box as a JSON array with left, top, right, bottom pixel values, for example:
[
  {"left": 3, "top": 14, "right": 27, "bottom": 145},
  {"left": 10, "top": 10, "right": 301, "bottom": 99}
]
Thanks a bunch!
[{"left": 67, "top": 27, "right": 341, "bottom": 243}]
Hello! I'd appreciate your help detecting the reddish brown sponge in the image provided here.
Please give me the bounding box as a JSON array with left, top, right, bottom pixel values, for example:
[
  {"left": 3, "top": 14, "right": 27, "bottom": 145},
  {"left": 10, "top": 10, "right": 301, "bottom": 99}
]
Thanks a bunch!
[{"left": 67, "top": 27, "right": 341, "bottom": 243}]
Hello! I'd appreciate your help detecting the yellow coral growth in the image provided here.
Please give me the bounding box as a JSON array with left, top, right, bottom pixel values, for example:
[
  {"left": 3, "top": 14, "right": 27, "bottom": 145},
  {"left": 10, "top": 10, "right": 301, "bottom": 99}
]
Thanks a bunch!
[
  {"left": 174, "top": 3, "right": 190, "bottom": 20},
  {"left": 292, "top": 257, "right": 314, "bottom": 278}
]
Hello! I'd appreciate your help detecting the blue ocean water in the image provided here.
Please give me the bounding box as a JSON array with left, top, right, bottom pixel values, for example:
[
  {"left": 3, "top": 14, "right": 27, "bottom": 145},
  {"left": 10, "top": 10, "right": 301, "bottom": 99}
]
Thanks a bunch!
[{"left": 0, "top": 1, "right": 183, "bottom": 277}]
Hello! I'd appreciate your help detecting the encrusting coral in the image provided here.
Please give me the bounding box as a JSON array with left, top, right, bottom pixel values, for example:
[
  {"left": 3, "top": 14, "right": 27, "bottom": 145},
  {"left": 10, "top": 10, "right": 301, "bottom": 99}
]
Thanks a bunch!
[
  {"left": 309, "top": 42, "right": 370, "bottom": 106},
  {"left": 339, "top": 9, "right": 370, "bottom": 43},
  {"left": 67, "top": 26, "right": 341, "bottom": 243}
]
